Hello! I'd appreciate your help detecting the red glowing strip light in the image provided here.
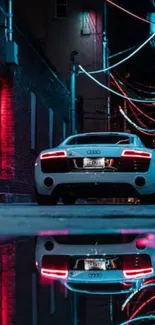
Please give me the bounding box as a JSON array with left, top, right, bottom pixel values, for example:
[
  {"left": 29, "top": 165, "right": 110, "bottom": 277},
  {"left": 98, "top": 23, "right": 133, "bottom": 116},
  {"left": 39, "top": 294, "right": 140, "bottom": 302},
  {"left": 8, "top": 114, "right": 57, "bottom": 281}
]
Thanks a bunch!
[
  {"left": 41, "top": 268, "right": 68, "bottom": 279},
  {"left": 123, "top": 267, "right": 153, "bottom": 279},
  {"left": 121, "top": 150, "right": 152, "bottom": 159},
  {"left": 40, "top": 150, "right": 67, "bottom": 160}
]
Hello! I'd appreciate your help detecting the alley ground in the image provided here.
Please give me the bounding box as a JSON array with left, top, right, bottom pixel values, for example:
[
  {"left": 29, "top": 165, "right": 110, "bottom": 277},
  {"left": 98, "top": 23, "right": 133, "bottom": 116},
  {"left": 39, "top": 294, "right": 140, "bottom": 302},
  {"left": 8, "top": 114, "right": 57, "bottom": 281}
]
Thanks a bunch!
[{"left": 0, "top": 203, "right": 155, "bottom": 235}]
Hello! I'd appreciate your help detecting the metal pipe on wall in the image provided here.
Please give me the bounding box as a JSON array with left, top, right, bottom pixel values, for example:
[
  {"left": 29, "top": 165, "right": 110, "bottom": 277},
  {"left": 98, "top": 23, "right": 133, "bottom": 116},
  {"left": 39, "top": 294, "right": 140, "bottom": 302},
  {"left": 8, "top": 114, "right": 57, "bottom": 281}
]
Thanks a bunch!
[{"left": 8, "top": 0, "right": 13, "bottom": 41}]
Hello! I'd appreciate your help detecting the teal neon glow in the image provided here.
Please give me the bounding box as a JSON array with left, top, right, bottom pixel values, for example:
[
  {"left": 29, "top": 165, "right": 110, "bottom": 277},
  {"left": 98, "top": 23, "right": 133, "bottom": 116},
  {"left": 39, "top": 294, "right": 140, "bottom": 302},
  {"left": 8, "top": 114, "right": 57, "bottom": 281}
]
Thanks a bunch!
[
  {"left": 117, "top": 315, "right": 155, "bottom": 325},
  {"left": 79, "top": 32, "right": 155, "bottom": 75},
  {"left": 79, "top": 65, "right": 155, "bottom": 103}
]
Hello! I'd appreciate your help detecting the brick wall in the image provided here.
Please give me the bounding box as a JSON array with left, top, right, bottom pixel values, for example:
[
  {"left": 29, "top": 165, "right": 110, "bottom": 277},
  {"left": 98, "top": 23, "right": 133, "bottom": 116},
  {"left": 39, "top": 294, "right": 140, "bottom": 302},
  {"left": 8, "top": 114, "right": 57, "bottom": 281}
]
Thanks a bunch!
[
  {"left": 0, "top": 15, "right": 71, "bottom": 194},
  {"left": 0, "top": 237, "right": 73, "bottom": 325},
  {"left": 0, "top": 243, "right": 16, "bottom": 325}
]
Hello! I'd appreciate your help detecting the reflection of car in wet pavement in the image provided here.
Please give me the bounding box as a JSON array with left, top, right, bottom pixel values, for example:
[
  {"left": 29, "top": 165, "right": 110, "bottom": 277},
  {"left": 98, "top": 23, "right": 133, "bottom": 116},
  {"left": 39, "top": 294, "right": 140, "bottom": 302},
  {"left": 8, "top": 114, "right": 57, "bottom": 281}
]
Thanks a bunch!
[
  {"left": 34, "top": 132, "right": 155, "bottom": 205},
  {"left": 35, "top": 233, "right": 155, "bottom": 295}
]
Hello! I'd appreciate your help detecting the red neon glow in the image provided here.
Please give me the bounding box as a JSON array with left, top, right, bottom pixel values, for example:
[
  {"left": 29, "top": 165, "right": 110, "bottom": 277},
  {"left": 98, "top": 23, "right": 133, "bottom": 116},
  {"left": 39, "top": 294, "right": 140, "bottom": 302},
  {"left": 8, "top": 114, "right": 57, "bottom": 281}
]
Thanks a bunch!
[
  {"left": 123, "top": 267, "right": 153, "bottom": 279},
  {"left": 40, "top": 150, "right": 67, "bottom": 160},
  {"left": 128, "top": 295, "right": 155, "bottom": 325},
  {"left": 121, "top": 149, "right": 151, "bottom": 159},
  {"left": 1, "top": 244, "right": 16, "bottom": 325},
  {"left": 0, "top": 82, "right": 15, "bottom": 180},
  {"left": 41, "top": 268, "right": 68, "bottom": 279},
  {"left": 106, "top": 0, "right": 154, "bottom": 25}
]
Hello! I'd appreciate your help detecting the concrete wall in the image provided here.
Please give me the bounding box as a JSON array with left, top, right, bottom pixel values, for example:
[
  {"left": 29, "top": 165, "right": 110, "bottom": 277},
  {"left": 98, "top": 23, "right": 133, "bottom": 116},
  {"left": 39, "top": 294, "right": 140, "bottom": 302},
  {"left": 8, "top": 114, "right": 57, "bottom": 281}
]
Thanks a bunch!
[{"left": 14, "top": 0, "right": 108, "bottom": 133}]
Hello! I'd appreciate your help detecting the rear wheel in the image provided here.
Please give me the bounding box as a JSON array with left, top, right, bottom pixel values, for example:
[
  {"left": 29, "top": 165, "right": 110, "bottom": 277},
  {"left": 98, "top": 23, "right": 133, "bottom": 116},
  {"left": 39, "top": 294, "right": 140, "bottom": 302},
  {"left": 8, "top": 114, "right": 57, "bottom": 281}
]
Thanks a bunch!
[
  {"left": 35, "top": 189, "right": 58, "bottom": 206},
  {"left": 62, "top": 195, "right": 76, "bottom": 205},
  {"left": 140, "top": 194, "right": 155, "bottom": 205}
]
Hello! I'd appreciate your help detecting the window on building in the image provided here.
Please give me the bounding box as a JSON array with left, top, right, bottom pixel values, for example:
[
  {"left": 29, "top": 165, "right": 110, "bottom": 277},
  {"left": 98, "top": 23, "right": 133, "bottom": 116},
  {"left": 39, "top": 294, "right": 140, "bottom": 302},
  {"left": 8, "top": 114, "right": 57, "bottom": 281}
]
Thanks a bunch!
[
  {"left": 30, "top": 92, "right": 36, "bottom": 150},
  {"left": 49, "top": 108, "right": 54, "bottom": 148},
  {"left": 55, "top": 0, "right": 67, "bottom": 18},
  {"left": 81, "top": 12, "right": 91, "bottom": 35},
  {"left": 62, "top": 119, "right": 67, "bottom": 140}
]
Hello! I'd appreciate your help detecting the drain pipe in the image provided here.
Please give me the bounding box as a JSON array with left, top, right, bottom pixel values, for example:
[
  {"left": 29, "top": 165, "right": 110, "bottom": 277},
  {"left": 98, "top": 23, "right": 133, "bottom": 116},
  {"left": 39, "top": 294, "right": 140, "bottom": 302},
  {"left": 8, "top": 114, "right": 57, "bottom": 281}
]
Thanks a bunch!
[{"left": 8, "top": 0, "right": 13, "bottom": 41}]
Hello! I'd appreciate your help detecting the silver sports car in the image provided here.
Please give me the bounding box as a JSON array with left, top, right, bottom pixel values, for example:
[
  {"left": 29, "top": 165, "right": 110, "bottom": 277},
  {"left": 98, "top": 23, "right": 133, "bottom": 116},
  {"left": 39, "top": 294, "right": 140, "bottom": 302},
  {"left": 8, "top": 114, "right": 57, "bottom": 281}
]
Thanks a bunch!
[
  {"left": 34, "top": 132, "right": 155, "bottom": 204},
  {"left": 35, "top": 233, "right": 155, "bottom": 295}
]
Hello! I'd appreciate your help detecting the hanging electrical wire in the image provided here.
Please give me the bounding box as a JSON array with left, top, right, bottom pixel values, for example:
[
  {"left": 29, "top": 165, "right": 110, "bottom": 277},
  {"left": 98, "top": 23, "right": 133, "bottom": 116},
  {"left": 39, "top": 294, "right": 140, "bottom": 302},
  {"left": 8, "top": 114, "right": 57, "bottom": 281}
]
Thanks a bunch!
[
  {"left": 112, "top": 76, "right": 148, "bottom": 128},
  {"left": 133, "top": 79, "right": 155, "bottom": 89},
  {"left": 114, "top": 74, "right": 155, "bottom": 102},
  {"left": 106, "top": 0, "right": 155, "bottom": 25},
  {"left": 109, "top": 44, "right": 139, "bottom": 59},
  {"left": 111, "top": 74, "right": 155, "bottom": 123},
  {"left": 128, "top": 295, "right": 155, "bottom": 325},
  {"left": 78, "top": 33, "right": 155, "bottom": 75},
  {"left": 119, "top": 107, "right": 155, "bottom": 136},
  {"left": 122, "top": 283, "right": 155, "bottom": 311},
  {"left": 79, "top": 65, "right": 155, "bottom": 103},
  {"left": 117, "top": 315, "right": 155, "bottom": 325},
  {"left": 114, "top": 71, "right": 155, "bottom": 95}
]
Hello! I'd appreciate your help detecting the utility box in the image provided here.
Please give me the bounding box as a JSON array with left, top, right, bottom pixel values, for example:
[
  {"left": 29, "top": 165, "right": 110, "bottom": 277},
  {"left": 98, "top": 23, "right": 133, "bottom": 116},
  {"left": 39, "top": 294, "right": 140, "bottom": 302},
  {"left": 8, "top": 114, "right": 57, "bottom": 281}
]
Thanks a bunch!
[{"left": 6, "top": 41, "right": 18, "bottom": 65}]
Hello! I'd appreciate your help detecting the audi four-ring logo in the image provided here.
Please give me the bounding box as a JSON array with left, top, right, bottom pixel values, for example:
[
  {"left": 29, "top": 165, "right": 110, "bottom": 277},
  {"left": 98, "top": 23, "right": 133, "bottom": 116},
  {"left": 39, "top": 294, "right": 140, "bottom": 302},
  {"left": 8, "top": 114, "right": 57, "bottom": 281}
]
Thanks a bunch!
[{"left": 87, "top": 150, "right": 101, "bottom": 155}]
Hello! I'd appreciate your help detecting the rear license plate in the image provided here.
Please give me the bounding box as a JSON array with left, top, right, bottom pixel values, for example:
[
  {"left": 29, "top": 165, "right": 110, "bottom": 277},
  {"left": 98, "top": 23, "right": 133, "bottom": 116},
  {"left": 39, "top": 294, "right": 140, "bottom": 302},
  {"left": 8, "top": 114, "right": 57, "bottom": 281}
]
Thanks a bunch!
[
  {"left": 83, "top": 158, "right": 105, "bottom": 169},
  {"left": 84, "top": 259, "right": 106, "bottom": 271}
]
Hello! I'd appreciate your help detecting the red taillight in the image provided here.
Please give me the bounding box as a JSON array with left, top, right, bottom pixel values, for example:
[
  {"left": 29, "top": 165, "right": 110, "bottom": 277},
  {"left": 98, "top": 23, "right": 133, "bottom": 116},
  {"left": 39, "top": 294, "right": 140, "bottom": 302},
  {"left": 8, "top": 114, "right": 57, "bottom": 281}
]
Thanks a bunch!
[
  {"left": 121, "top": 150, "right": 151, "bottom": 159},
  {"left": 41, "top": 268, "right": 68, "bottom": 279},
  {"left": 40, "top": 150, "right": 67, "bottom": 160},
  {"left": 123, "top": 267, "right": 153, "bottom": 279},
  {"left": 122, "top": 254, "right": 153, "bottom": 279}
]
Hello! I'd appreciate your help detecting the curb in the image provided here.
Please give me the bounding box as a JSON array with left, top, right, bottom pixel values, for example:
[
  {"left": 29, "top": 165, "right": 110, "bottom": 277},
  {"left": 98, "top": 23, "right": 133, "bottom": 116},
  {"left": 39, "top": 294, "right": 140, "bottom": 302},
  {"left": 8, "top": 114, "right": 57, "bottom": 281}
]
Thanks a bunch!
[{"left": 0, "top": 193, "right": 34, "bottom": 203}]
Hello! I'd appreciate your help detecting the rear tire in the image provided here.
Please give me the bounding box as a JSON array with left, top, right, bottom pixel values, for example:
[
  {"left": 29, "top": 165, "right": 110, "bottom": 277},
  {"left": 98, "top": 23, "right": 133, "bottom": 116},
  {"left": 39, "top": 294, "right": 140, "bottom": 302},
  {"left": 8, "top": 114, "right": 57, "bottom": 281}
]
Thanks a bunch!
[
  {"left": 140, "top": 194, "right": 155, "bottom": 205},
  {"left": 62, "top": 195, "right": 76, "bottom": 205},
  {"left": 35, "top": 189, "right": 58, "bottom": 206}
]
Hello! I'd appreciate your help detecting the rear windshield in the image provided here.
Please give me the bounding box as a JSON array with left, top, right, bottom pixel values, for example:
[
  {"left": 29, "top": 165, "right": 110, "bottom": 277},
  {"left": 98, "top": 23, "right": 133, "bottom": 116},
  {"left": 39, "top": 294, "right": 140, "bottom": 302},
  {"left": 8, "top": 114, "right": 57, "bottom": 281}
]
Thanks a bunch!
[{"left": 67, "top": 135, "right": 132, "bottom": 145}]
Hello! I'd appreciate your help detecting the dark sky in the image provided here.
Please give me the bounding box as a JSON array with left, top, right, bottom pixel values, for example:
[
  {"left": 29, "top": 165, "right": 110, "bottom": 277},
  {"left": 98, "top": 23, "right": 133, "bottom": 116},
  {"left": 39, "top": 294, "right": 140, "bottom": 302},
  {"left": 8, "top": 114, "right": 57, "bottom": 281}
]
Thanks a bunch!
[
  {"left": 14, "top": 0, "right": 155, "bottom": 84},
  {"left": 108, "top": 0, "right": 155, "bottom": 83}
]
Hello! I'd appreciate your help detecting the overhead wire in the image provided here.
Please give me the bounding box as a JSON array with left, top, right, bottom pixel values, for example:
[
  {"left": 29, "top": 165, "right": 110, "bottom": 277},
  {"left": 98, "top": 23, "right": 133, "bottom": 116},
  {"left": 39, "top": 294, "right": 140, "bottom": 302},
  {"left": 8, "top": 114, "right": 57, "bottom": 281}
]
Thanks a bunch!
[
  {"left": 122, "top": 283, "right": 155, "bottom": 311},
  {"left": 128, "top": 295, "right": 155, "bottom": 325},
  {"left": 114, "top": 71, "right": 155, "bottom": 95},
  {"left": 119, "top": 107, "right": 155, "bottom": 136},
  {"left": 118, "top": 315, "right": 155, "bottom": 325},
  {"left": 133, "top": 80, "right": 155, "bottom": 89},
  {"left": 79, "top": 65, "right": 155, "bottom": 103},
  {"left": 78, "top": 33, "right": 155, "bottom": 75},
  {"left": 106, "top": 0, "right": 155, "bottom": 25},
  {"left": 111, "top": 74, "right": 155, "bottom": 123},
  {"left": 112, "top": 76, "right": 148, "bottom": 128}
]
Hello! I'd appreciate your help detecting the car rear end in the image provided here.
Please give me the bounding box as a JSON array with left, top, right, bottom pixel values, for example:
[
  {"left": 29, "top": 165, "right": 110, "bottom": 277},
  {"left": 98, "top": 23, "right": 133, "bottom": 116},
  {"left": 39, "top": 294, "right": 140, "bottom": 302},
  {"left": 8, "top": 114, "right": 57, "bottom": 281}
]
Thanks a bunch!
[
  {"left": 35, "top": 143, "right": 154, "bottom": 199},
  {"left": 36, "top": 234, "right": 154, "bottom": 295}
]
